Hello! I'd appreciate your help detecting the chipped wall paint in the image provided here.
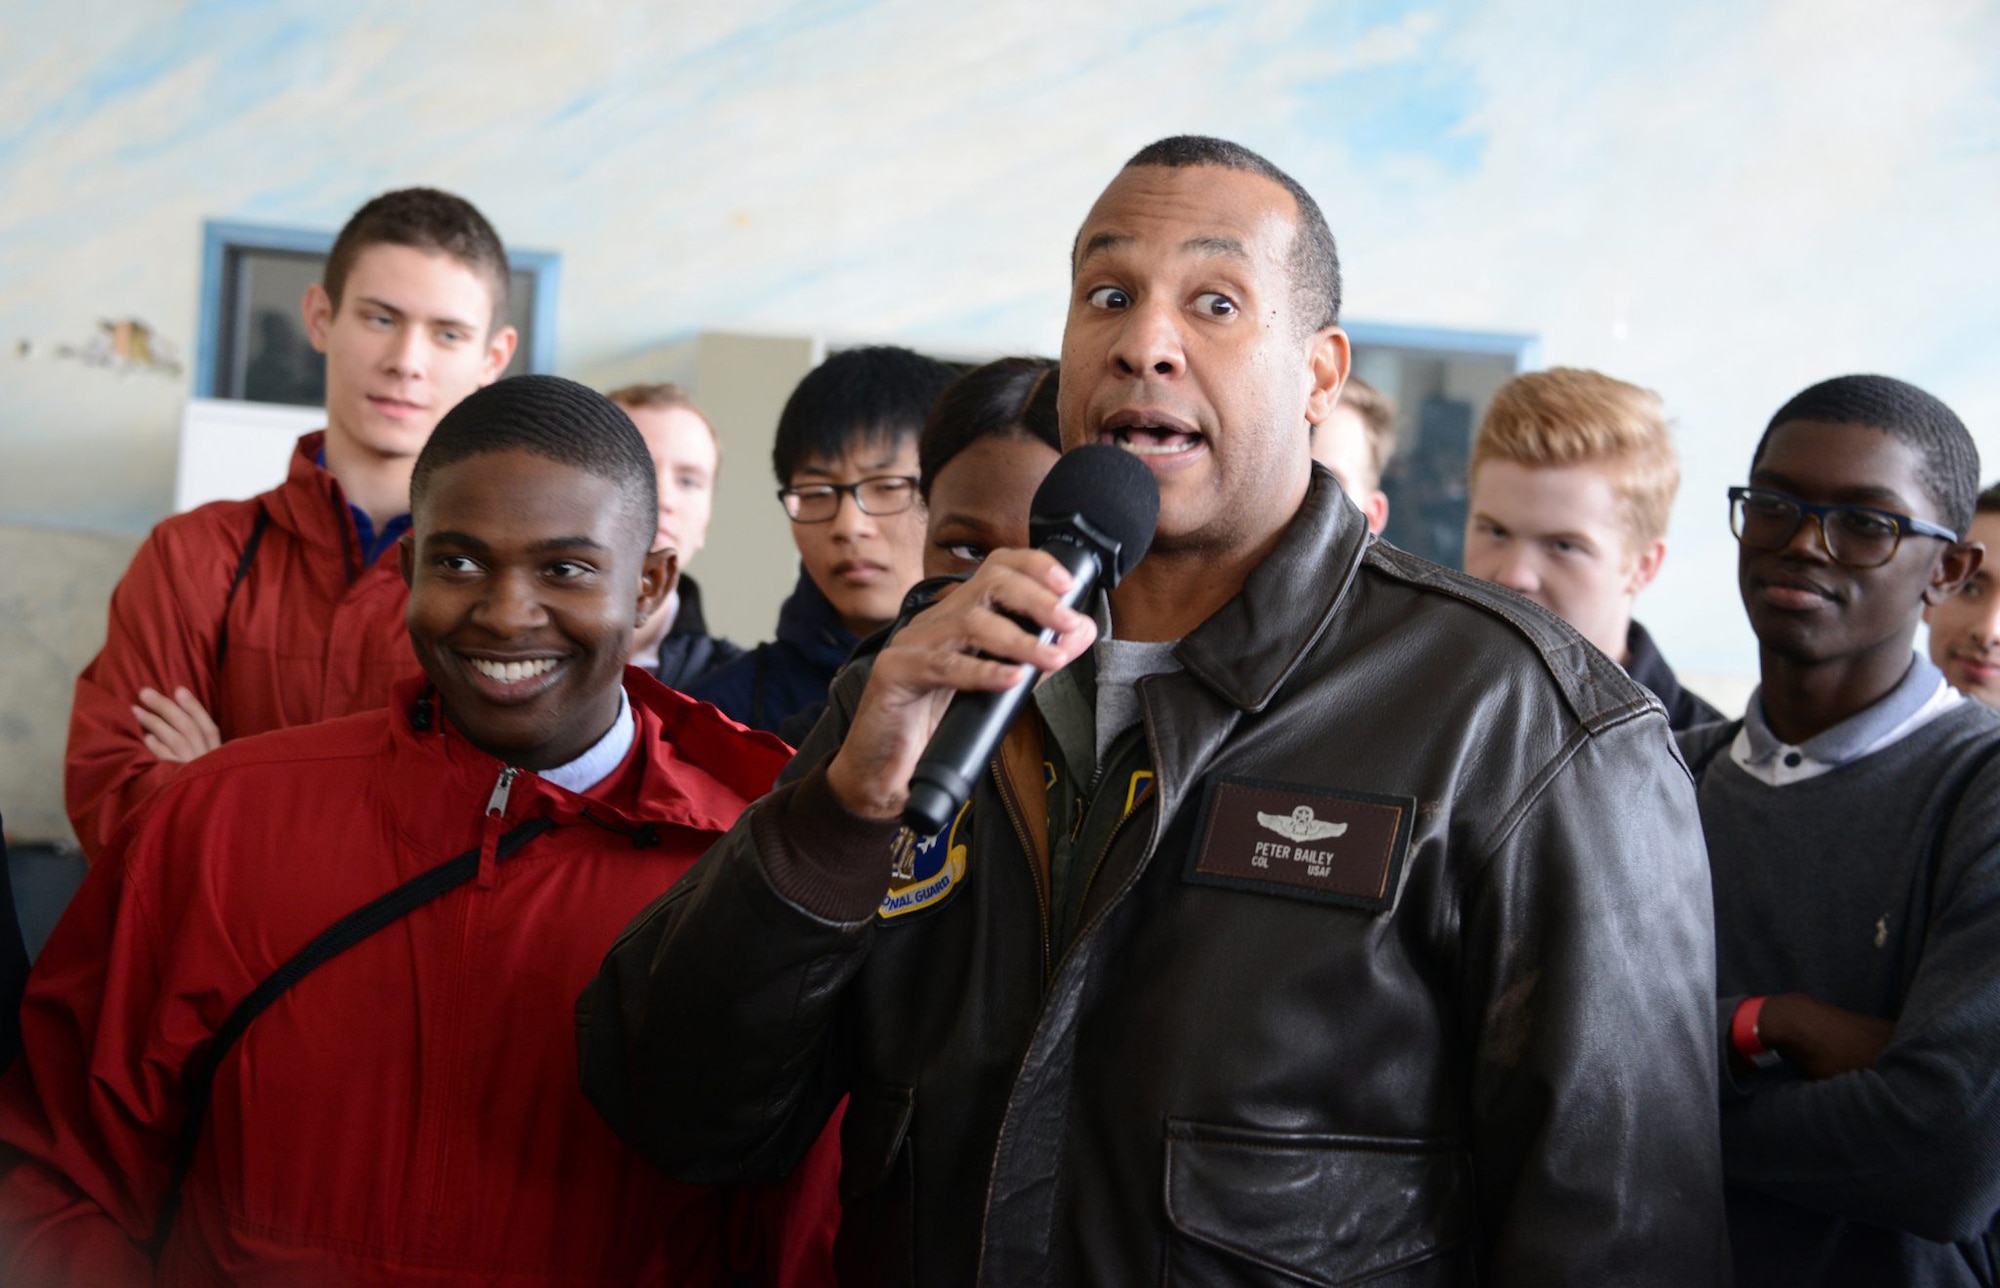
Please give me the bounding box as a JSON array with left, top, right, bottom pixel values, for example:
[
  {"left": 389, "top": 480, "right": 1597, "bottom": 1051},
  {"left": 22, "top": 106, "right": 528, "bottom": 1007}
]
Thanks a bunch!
[{"left": 2, "top": 0, "right": 1996, "bottom": 682}]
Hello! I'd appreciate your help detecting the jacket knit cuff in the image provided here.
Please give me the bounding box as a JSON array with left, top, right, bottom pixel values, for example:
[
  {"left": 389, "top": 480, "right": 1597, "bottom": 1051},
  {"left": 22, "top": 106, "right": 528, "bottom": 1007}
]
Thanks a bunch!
[{"left": 753, "top": 763, "right": 903, "bottom": 923}]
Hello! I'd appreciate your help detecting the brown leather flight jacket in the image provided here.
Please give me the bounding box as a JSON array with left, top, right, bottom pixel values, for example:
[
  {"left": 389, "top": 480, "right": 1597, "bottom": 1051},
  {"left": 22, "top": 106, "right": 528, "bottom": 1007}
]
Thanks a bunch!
[{"left": 581, "top": 471, "right": 1729, "bottom": 1286}]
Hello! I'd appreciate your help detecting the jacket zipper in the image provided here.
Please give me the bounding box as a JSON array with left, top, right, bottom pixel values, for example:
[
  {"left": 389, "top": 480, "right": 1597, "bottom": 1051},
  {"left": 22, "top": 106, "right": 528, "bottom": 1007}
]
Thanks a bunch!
[
  {"left": 991, "top": 763, "right": 1054, "bottom": 986},
  {"left": 486, "top": 765, "right": 518, "bottom": 814},
  {"left": 1069, "top": 798, "right": 1143, "bottom": 957},
  {"left": 1067, "top": 711, "right": 1162, "bottom": 956},
  {"left": 477, "top": 766, "right": 517, "bottom": 888},
  {"left": 419, "top": 763, "right": 515, "bottom": 1248},
  {"left": 1071, "top": 761, "right": 1109, "bottom": 841}
]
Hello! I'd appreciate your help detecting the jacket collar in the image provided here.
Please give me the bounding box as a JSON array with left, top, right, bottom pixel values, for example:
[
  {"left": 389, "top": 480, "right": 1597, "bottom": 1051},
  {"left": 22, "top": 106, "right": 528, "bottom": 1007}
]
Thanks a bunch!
[
  {"left": 1172, "top": 468, "right": 1371, "bottom": 714},
  {"left": 1623, "top": 620, "right": 1682, "bottom": 706},
  {"left": 377, "top": 669, "right": 792, "bottom": 860},
  {"left": 775, "top": 566, "right": 861, "bottom": 668},
  {"left": 260, "top": 431, "right": 373, "bottom": 574}
]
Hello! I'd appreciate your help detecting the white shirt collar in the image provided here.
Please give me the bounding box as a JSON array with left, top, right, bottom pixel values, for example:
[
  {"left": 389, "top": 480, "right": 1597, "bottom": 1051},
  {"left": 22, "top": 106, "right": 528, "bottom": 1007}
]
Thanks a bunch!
[
  {"left": 535, "top": 688, "right": 636, "bottom": 796},
  {"left": 1730, "top": 662, "right": 1963, "bottom": 787}
]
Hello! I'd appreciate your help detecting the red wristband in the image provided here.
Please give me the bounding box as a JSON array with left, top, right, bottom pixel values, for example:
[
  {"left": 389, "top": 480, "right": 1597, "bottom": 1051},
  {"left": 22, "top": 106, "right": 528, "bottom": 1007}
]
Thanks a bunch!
[{"left": 1731, "top": 996, "right": 1781, "bottom": 1068}]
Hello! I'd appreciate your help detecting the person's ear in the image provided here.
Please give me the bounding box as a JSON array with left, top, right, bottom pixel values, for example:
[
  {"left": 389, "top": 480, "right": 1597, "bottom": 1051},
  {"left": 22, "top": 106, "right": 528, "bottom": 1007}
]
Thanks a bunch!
[
  {"left": 398, "top": 532, "right": 416, "bottom": 588},
  {"left": 1304, "top": 326, "right": 1352, "bottom": 428},
  {"left": 303, "top": 284, "right": 335, "bottom": 353},
  {"left": 1925, "top": 540, "right": 1984, "bottom": 606},
  {"left": 1363, "top": 491, "right": 1390, "bottom": 537},
  {"left": 480, "top": 325, "right": 518, "bottom": 386},
  {"left": 636, "top": 546, "right": 677, "bottom": 626},
  {"left": 1627, "top": 537, "right": 1668, "bottom": 596}
]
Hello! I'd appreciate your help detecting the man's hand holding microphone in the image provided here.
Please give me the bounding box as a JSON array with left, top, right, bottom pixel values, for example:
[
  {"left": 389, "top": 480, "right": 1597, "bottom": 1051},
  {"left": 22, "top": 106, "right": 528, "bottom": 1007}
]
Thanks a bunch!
[{"left": 824, "top": 443, "right": 1159, "bottom": 831}]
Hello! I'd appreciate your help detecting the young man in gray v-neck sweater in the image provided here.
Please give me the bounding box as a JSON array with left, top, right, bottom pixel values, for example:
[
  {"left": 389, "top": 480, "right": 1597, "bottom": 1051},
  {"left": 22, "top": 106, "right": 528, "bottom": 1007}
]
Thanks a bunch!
[{"left": 1681, "top": 374, "right": 2000, "bottom": 1287}]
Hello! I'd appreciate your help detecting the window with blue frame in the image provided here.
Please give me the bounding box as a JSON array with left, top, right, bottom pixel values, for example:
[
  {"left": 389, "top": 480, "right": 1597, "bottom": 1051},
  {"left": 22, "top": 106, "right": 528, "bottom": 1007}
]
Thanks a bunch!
[
  {"left": 194, "top": 220, "right": 560, "bottom": 406},
  {"left": 1344, "top": 322, "right": 1540, "bottom": 571}
]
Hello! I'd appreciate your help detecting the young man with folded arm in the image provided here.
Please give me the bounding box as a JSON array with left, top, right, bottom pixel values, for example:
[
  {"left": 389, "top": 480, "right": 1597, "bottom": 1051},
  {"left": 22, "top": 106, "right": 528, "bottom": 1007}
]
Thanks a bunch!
[
  {"left": 1683, "top": 374, "right": 2000, "bottom": 1286},
  {"left": 66, "top": 189, "right": 516, "bottom": 861}
]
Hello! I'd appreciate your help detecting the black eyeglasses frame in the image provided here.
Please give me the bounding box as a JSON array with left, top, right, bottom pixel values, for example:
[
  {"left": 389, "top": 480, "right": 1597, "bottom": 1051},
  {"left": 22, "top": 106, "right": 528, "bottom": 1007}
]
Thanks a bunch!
[
  {"left": 777, "top": 474, "right": 923, "bottom": 524},
  {"left": 1727, "top": 485, "right": 1959, "bottom": 570}
]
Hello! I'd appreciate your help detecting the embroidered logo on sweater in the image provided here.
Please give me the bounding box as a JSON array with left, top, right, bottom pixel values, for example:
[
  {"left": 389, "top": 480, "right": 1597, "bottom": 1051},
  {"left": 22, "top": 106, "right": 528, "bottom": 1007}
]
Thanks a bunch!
[
  {"left": 1186, "top": 776, "right": 1412, "bottom": 912},
  {"left": 880, "top": 800, "right": 971, "bottom": 920}
]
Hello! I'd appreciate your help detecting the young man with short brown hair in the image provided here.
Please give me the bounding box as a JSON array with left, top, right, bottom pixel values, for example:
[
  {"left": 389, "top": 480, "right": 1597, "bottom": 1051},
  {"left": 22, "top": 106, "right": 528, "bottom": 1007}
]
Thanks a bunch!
[{"left": 66, "top": 188, "right": 517, "bottom": 858}]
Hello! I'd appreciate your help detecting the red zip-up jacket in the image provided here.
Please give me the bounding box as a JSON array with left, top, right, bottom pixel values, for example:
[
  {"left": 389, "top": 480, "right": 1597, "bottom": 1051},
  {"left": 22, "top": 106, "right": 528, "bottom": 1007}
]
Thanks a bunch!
[
  {"left": 2, "top": 672, "right": 840, "bottom": 1285},
  {"left": 65, "top": 432, "right": 416, "bottom": 860}
]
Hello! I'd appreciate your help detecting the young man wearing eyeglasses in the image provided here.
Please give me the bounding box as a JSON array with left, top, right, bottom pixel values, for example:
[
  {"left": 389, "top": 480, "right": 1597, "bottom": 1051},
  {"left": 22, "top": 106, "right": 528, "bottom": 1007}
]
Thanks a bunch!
[
  {"left": 1680, "top": 374, "right": 2000, "bottom": 1285},
  {"left": 686, "top": 346, "right": 958, "bottom": 741}
]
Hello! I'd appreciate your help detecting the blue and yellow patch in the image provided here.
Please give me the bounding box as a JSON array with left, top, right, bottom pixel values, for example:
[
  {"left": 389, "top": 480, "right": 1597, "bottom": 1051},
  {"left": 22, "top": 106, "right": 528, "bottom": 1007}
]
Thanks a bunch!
[
  {"left": 1123, "top": 770, "right": 1154, "bottom": 818},
  {"left": 879, "top": 799, "right": 972, "bottom": 920}
]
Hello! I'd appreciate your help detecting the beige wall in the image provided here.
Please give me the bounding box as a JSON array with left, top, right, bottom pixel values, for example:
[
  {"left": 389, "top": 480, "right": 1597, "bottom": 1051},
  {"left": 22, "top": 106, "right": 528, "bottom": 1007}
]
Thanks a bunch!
[
  {"left": 0, "top": 526, "right": 141, "bottom": 845},
  {"left": 683, "top": 332, "right": 823, "bottom": 645}
]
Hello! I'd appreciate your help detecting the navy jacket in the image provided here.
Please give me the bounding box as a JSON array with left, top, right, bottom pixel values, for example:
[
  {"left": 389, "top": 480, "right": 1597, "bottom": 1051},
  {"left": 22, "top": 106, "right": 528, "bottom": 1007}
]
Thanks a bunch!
[
  {"left": 685, "top": 569, "right": 858, "bottom": 743},
  {"left": 1627, "top": 619, "right": 1721, "bottom": 732},
  {"left": 650, "top": 575, "right": 745, "bottom": 695}
]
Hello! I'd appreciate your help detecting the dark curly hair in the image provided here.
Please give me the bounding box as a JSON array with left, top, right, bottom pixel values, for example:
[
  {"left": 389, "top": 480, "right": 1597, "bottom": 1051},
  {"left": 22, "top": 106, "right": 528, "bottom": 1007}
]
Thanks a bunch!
[
  {"left": 412, "top": 374, "right": 655, "bottom": 553},
  {"left": 1752, "top": 374, "right": 1979, "bottom": 536}
]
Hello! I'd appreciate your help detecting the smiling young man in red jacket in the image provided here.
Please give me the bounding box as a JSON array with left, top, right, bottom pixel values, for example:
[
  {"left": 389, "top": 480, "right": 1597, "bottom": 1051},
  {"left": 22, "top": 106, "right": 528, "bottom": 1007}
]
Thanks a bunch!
[
  {"left": 64, "top": 188, "right": 518, "bottom": 861},
  {"left": 0, "top": 376, "right": 839, "bottom": 1284}
]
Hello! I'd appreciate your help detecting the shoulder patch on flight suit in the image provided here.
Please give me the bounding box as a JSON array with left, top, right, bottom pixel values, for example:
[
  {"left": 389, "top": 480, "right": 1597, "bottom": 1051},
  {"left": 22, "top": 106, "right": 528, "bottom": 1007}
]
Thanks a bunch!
[
  {"left": 879, "top": 800, "right": 972, "bottom": 919},
  {"left": 1184, "top": 776, "right": 1412, "bottom": 912}
]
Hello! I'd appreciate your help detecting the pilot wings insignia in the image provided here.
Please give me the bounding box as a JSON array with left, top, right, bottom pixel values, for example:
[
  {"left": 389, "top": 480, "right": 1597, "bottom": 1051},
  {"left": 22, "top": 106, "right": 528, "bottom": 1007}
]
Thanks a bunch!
[{"left": 1256, "top": 805, "right": 1348, "bottom": 843}]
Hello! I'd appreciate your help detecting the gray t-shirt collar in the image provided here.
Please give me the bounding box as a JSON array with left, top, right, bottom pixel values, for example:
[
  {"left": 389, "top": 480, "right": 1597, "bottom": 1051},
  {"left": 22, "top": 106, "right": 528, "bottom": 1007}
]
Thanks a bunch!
[{"left": 1034, "top": 598, "right": 1183, "bottom": 772}]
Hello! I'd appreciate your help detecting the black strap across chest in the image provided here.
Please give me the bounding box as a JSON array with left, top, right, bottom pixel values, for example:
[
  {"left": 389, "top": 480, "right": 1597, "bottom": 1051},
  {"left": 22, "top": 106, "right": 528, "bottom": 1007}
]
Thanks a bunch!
[
  {"left": 211, "top": 507, "right": 270, "bottom": 674},
  {"left": 148, "top": 816, "right": 555, "bottom": 1254}
]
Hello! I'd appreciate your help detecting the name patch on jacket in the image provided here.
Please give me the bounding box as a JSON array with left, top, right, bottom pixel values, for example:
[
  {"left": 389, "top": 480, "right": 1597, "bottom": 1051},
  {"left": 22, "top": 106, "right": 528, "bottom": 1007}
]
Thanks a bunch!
[
  {"left": 880, "top": 801, "right": 971, "bottom": 920},
  {"left": 1184, "top": 776, "right": 1412, "bottom": 912}
]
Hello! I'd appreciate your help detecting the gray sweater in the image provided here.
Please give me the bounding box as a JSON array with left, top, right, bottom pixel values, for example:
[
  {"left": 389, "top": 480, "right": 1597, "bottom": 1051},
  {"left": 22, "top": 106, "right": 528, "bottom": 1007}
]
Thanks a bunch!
[{"left": 1681, "top": 702, "right": 2000, "bottom": 1286}]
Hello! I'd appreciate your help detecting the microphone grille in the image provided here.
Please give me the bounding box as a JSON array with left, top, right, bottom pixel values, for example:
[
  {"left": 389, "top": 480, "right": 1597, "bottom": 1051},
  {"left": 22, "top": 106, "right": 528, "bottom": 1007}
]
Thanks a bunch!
[{"left": 1029, "top": 443, "right": 1161, "bottom": 581}]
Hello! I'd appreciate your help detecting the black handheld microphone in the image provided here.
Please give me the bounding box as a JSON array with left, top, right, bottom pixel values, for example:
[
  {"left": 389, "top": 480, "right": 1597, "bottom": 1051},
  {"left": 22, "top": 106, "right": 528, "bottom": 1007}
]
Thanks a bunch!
[{"left": 901, "top": 444, "right": 1160, "bottom": 836}]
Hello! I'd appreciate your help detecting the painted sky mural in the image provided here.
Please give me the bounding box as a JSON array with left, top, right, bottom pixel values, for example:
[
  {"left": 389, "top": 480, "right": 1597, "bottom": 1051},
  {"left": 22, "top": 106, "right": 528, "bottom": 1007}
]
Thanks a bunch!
[{"left": 2, "top": 0, "right": 1995, "bottom": 676}]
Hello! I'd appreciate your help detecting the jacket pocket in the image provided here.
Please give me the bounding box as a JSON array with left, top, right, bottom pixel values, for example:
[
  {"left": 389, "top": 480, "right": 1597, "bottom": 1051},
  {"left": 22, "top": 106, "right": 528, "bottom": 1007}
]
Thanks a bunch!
[
  {"left": 834, "top": 1080, "right": 916, "bottom": 1287},
  {"left": 1164, "top": 1118, "right": 1475, "bottom": 1287}
]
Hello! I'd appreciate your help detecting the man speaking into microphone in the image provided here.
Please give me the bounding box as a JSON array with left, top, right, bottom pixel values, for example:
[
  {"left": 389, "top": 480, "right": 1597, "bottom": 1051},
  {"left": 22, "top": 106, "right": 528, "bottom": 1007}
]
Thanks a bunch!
[{"left": 581, "top": 137, "right": 1725, "bottom": 1285}]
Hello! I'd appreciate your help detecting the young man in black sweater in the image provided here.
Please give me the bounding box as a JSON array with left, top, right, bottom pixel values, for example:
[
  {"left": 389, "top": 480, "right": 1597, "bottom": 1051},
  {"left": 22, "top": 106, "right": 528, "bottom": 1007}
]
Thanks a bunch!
[{"left": 1681, "top": 374, "right": 2000, "bottom": 1286}]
